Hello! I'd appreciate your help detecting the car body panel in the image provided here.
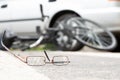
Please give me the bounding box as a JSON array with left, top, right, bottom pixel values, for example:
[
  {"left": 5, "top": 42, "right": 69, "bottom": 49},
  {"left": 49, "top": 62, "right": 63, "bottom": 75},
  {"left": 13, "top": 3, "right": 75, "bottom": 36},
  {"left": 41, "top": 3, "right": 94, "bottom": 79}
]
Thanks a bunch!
[{"left": 9, "top": 0, "right": 42, "bottom": 36}]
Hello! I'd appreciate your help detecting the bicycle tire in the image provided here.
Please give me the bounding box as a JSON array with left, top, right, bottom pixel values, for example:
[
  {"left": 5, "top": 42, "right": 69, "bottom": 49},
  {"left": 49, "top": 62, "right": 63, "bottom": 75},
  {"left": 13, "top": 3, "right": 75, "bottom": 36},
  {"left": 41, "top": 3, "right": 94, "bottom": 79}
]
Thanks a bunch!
[{"left": 66, "top": 17, "right": 117, "bottom": 50}]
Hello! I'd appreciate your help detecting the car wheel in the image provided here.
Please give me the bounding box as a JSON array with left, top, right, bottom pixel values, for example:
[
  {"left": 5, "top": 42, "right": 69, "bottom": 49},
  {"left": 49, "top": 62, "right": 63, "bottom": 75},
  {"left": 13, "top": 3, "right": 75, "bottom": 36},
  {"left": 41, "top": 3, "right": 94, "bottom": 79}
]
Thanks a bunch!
[{"left": 52, "top": 13, "right": 84, "bottom": 51}]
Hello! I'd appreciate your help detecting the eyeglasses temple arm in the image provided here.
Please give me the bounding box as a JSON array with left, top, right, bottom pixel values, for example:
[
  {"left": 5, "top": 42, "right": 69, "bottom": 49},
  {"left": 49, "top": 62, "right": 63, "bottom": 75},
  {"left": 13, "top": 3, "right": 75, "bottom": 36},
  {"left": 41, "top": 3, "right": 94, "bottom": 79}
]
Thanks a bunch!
[
  {"left": 44, "top": 50, "right": 50, "bottom": 62},
  {"left": 1, "top": 30, "right": 27, "bottom": 63}
]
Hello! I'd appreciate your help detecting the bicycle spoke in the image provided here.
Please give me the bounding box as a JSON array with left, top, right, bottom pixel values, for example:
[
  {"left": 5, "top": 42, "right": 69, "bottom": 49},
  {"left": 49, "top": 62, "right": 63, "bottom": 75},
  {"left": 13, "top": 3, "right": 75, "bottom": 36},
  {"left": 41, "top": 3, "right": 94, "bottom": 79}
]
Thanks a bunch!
[
  {"left": 91, "top": 38, "right": 98, "bottom": 46},
  {"left": 99, "top": 36, "right": 111, "bottom": 43},
  {"left": 93, "top": 33, "right": 104, "bottom": 48},
  {"left": 97, "top": 33, "right": 112, "bottom": 45},
  {"left": 78, "top": 33, "right": 88, "bottom": 40},
  {"left": 99, "top": 37, "right": 112, "bottom": 46}
]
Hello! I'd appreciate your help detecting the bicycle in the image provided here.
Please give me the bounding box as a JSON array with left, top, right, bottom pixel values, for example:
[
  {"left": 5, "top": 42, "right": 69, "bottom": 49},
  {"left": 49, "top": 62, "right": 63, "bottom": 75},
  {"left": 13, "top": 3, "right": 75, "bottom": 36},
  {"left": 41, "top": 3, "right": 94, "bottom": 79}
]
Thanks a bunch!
[{"left": 1, "top": 17, "right": 117, "bottom": 51}]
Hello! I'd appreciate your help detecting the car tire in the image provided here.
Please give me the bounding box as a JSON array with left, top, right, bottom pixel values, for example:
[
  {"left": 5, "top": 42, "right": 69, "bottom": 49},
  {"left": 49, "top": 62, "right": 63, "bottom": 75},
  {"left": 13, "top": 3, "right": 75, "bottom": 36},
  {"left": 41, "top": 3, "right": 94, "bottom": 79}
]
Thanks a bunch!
[{"left": 52, "top": 13, "right": 84, "bottom": 51}]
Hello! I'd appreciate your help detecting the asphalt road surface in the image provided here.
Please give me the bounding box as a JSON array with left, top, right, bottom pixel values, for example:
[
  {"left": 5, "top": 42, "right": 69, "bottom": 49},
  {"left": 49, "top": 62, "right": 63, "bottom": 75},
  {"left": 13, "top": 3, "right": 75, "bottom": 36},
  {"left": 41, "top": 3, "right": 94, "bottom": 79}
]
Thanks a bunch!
[{"left": 14, "top": 47, "right": 120, "bottom": 80}]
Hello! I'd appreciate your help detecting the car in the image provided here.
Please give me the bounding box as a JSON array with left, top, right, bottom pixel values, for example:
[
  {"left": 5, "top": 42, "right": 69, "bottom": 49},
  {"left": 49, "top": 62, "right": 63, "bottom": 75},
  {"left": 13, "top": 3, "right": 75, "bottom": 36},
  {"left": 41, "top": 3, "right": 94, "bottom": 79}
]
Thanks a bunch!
[{"left": 0, "top": 0, "right": 120, "bottom": 51}]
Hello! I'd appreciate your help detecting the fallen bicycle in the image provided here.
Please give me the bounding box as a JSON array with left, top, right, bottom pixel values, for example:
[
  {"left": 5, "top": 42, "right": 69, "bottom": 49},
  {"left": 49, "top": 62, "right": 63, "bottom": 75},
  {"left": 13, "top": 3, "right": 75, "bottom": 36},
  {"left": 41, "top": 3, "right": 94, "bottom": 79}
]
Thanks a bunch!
[{"left": 1, "top": 17, "right": 117, "bottom": 51}]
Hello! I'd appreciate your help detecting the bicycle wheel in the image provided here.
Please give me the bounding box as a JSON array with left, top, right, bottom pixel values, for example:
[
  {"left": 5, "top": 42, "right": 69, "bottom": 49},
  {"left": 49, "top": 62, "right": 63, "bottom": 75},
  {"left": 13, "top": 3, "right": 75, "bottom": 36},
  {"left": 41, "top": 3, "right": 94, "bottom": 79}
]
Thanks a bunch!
[{"left": 66, "top": 17, "right": 117, "bottom": 50}]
